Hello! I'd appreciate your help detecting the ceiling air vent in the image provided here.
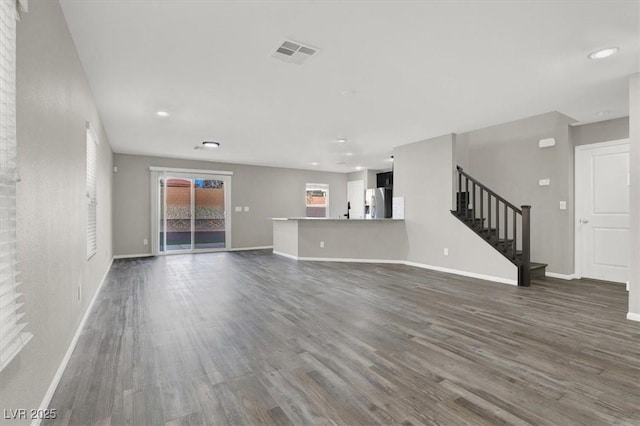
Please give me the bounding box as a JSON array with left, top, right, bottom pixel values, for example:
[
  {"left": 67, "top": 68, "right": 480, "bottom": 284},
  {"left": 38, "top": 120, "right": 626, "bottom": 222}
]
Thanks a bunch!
[{"left": 272, "top": 39, "right": 318, "bottom": 65}]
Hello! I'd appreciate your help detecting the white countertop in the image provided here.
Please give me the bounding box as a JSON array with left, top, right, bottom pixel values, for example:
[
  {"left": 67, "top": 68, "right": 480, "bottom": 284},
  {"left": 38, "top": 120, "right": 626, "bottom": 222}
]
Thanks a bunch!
[{"left": 272, "top": 217, "right": 403, "bottom": 221}]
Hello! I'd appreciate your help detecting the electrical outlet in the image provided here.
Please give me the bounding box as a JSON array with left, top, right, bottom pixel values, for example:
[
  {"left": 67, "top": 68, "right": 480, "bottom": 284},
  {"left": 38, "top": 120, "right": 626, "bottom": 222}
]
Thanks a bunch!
[
  {"left": 539, "top": 178, "right": 550, "bottom": 186},
  {"left": 444, "top": 248, "right": 449, "bottom": 256},
  {"left": 244, "top": 206, "right": 250, "bottom": 212},
  {"left": 235, "top": 206, "right": 242, "bottom": 212},
  {"left": 559, "top": 201, "right": 567, "bottom": 210},
  {"left": 320, "top": 241, "right": 325, "bottom": 248},
  {"left": 143, "top": 238, "right": 148, "bottom": 245}
]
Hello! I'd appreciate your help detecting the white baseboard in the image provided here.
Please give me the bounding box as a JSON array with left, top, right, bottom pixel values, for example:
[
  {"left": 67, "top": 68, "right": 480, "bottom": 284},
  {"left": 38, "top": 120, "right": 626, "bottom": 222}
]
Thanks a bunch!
[
  {"left": 300, "top": 256, "right": 401, "bottom": 264},
  {"left": 229, "top": 246, "right": 273, "bottom": 251},
  {"left": 32, "top": 258, "right": 114, "bottom": 426},
  {"left": 403, "top": 260, "right": 517, "bottom": 286},
  {"left": 113, "top": 253, "right": 153, "bottom": 259},
  {"left": 545, "top": 272, "right": 578, "bottom": 280},
  {"left": 273, "top": 251, "right": 401, "bottom": 264},
  {"left": 272, "top": 250, "right": 299, "bottom": 260},
  {"left": 272, "top": 251, "right": 517, "bottom": 286},
  {"left": 626, "top": 312, "right": 640, "bottom": 322}
]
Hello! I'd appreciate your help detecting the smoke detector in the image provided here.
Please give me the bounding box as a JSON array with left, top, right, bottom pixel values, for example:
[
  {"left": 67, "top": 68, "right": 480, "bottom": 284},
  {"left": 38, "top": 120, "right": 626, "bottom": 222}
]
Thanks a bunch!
[{"left": 272, "top": 39, "right": 318, "bottom": 65}]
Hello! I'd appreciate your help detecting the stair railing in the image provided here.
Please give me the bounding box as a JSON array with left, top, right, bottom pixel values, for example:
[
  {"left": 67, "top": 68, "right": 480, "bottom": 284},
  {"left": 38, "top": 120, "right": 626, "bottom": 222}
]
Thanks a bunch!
[{"left": 455, "top": 166, "right": 531, "bottom": 286}]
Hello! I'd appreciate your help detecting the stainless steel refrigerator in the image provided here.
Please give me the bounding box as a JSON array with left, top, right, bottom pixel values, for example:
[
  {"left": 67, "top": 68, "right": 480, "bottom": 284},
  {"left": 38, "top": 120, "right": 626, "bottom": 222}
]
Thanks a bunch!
[{"left": 365, "top": 188, "right": 393, "bottom": 219}]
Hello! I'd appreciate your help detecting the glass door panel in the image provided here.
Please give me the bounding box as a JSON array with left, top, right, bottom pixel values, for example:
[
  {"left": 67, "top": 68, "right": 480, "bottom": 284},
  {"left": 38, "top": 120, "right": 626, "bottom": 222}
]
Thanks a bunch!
[
  {"left": 165, "top": 178, "right": 193, "bottom": 251},
  {"left": 194, "top": 179, "right": 226, "bottom": 249}
]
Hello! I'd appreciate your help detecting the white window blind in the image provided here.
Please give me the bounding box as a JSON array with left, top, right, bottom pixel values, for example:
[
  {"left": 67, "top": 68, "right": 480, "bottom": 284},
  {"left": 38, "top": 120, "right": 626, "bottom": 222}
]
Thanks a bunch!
[
  {"left": 86, "top": 124, "right": 98, "bottom": 259},
  {"left": 0, "top": 0, "right": 32, "bottom": 372}
]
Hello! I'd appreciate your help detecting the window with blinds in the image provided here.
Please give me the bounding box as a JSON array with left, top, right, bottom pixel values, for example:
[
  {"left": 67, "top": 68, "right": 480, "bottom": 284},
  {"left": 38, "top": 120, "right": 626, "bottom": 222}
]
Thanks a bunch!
[
  {"left": 0, "top": 0, "right": 32, "bottom": 372},
  {"left": 86, "top": 125, "right": 98, "bottom": 259}
]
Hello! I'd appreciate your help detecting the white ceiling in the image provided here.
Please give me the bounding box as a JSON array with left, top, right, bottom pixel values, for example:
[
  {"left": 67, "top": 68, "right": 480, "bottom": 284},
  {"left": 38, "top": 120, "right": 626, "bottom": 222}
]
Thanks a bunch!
[{"left": 59, "top": 0, "right": 639, "bottom": 172}]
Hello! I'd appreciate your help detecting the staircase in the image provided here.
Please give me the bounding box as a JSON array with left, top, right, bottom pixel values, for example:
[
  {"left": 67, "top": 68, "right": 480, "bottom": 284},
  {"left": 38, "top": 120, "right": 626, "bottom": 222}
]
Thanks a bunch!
[{"left": 451, "top": 166, "right": 547, "bottom": 286}]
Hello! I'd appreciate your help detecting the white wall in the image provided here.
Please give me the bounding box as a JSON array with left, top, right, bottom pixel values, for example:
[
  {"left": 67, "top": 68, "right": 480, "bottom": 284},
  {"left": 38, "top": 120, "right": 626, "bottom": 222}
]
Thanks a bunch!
[
  {"left": 113, "top": 154, "right": 348, "bottom": 255},
  {"left": 571, "top": 117, "right": 629, "bottom": 146},
  {"left": 0, "top": 0, "right": 114, "bottom": 421},
  {"left": 456, "top": 112, "right": 576, "bottom": 275},
  {"left": 629, "top": 73, "right": 640, "bottom": 320},
  {"left": 393, "top": 134, "right": 517, "bottom": 283}
]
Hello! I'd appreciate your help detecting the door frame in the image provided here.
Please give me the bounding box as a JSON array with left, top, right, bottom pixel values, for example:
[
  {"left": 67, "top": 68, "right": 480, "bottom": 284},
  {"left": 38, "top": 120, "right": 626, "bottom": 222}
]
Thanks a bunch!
[
  {"left": 150, "top": 167, "right": 233, "bottom": 255},
  {"left": 347, "top": 179, "right": 365, "bottom": 219},
  {"left": 574, "top": 139, "right": 629, "bottom": 280}
]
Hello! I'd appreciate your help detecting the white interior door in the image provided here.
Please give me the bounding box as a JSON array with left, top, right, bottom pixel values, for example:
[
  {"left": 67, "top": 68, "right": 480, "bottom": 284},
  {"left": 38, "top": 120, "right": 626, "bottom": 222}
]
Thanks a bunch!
[
  {"left": 576, "top": 140, "right": 629, "bottom": 283},
  {"left": 347, "top": 180, "right": 365, "bottom": 219}
]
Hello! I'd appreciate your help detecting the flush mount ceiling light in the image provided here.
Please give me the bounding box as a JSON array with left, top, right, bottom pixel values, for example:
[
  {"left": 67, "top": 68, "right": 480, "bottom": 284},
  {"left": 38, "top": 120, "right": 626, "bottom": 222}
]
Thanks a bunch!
[
  {"left": 311, "top": 162, "right": 319, "bottom": 166},
  {"left": 355, "top": 166, "right": 363, "bottom": 171},
  {"left": 156, "top": 111, "right": 169, "bottom": 117},
  {"left": 202, "top": 141, "right": 220, "bottom": 148},
  {"left": 345, "top": 152, "right": 353, "bottom": 156},
  {"left": 336, "top": 138, "right": 348, "bottom": 144},
  {"left": 588, "top": 47, "right": 619, "bottom": 60}
]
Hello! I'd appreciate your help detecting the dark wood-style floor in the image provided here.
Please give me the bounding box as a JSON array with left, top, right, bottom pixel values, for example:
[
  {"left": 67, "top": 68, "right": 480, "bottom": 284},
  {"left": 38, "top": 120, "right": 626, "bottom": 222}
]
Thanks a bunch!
[{"left": 45, "top": 250, "right": 640, "bottom": 425}]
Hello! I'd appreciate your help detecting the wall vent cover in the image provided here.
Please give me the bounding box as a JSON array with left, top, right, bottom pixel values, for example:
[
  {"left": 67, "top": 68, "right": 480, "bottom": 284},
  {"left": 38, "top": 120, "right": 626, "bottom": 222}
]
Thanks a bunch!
[{"left": 272, "top": 39, "right": 318, "bottom": 65}]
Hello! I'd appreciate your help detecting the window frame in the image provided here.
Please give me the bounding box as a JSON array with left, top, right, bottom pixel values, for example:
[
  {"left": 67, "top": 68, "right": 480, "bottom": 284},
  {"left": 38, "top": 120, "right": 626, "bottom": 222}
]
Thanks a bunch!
[{"left": 86, "top": 123, "right": 99, "bottom": 260}]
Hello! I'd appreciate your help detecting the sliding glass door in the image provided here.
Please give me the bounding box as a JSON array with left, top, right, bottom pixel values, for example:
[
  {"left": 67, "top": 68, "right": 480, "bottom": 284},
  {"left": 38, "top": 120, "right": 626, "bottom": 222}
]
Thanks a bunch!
[
  {"left": 157, "top": 173, "right": 230, "bottom": 254},
  {"left": 194, "top": 178, "right": 226, "bottom": 249}
]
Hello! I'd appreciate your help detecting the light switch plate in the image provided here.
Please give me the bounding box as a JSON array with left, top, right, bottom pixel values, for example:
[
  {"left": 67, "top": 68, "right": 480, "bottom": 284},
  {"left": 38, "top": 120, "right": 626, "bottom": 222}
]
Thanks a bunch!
[
  {"left": 244, "top": 206, "right": 250, "bottom": 212},
  {"left": 559, "top": 201, "right": 567, "bottom": 210},
  {"left": 235, "top": 206, "right": 242, "bottom": 212},
  {"left": 539, "top": 178, "right": 550, "bottom": 186}
]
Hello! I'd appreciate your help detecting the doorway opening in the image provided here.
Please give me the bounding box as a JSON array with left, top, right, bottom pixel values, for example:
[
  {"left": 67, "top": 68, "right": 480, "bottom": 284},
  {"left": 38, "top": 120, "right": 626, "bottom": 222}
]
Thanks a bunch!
[{"left": 154, "top": 172, "right": 231, "bottom": 254}]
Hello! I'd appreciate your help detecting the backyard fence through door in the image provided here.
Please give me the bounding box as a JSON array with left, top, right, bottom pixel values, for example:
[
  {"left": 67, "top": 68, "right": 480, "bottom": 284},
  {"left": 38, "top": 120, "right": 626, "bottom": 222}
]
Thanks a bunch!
[{"left": 150, "top": 168, "right": 232, "bottom": 254}]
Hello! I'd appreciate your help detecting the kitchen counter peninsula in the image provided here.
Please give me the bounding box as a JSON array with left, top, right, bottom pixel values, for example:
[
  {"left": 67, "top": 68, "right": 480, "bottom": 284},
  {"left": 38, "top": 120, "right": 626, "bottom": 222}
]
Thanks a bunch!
[{"left": 272, "top": 217, "right": 407, "bottom": 261}]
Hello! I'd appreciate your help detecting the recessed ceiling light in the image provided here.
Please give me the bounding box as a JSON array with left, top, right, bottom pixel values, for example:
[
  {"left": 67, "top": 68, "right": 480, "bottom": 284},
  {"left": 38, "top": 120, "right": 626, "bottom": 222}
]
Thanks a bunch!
[
  {"left": 202, "top": 141, "right": 220, "bottom": 148},
  {"left": 336, "top": 138, "right": 348, "bottom": 144},
  {"left": 311, "top": 162, "right": 319, "bottom": 166},
  {"left": 588, "top": 47, "right": 619, "bottom": 60},
  {"left": 156, "top": 111, "right": 169, "bottom": 117},
  {"left": 345, "top": 152, "right": 353, "bottom": 156},
  {"left": 596, "top": 110, "right": 613, "bottom": 117},
  {"left": 355, "top": 166, "right": 363, "bottom": 171}
]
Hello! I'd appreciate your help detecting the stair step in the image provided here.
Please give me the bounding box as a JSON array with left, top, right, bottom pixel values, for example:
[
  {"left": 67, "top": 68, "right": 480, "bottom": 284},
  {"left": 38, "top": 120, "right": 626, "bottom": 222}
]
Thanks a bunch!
[
  {"left": 530, "top": 262, "right": 548, "bottom": 279},
  {"left": 478, "top": 228, "right": 498, "bottom": 235},
  {"left": 530, "top": 262, "right": 547, "bottom": 270}
]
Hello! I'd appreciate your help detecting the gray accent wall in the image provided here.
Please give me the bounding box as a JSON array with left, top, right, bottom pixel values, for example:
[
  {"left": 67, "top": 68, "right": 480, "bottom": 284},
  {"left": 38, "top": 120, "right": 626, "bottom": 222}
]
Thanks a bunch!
[
  {"left": 456, "top": 112, "right": 576, "bottom": 275},
  {"left": 571, "top": 117, "right": 629, "bottom": 146},
  {"left": 113, "top": 154, "right": 348, "bottom": 255},
  {"left": 295, "top": 220, "right": 407, "bottom": 260},
  {"left": 394, "top": 134, "right": 517, "bottom": 282},
  {"left": 629, "top": 74, "right": 639, "bottom": 317},
  {"left": 0, "top": 0, "right": 114, "bottom": 418}
]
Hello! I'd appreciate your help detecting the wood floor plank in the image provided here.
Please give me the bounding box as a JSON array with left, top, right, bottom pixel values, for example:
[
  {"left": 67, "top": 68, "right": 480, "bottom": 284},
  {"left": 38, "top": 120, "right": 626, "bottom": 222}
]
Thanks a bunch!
[{"left": 43, "top": 250, "right": 640, "bottom": 425}]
